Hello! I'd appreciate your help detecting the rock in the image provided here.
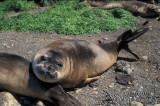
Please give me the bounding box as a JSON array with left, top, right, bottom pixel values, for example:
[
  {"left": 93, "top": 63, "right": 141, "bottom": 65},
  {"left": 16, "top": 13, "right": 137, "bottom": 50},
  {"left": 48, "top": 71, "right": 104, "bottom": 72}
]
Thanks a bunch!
[
  {"left": 103, "top": 37, "right": 108, "bottom": 40},
  {"left": 93, "top": 88, "right": 97, "bottom": 90},
  {"left": 133, "top": 39, "right": 137, "bottom": 43},
  {"left": 126, "top": 68, "right": 132, "bottom": 74},
  {"left": 145, "top": 69, "right": 149, "bottom": 71},
  {"left": 75, "top": 89, "right": 82, "bottom": 93},
  {"left": 91, "top": 91, "right": 98, "bottom": 95},
  {"left": 142, "top": 56, "right": 148, "bottom": 60},
  {"left": 116, "top": 74, "right": 134, "bottom": 85},
  {"left": 108, "top": 83, "right": 114, "bottom": 88},
  {"left": 154, "top": 104, "right": 160, "bottom": 106},
  {"left": 130, "top": 101, "right": 144, "bottom": 106},
  {"left": 0, "top": 92, "right": 21, "bottom": 106},
  {"left": 156, "top": 76, "right": 160, "bottom": 82},
  {"left": 37, "top": 101, "right": 44, "bottom": 106}
]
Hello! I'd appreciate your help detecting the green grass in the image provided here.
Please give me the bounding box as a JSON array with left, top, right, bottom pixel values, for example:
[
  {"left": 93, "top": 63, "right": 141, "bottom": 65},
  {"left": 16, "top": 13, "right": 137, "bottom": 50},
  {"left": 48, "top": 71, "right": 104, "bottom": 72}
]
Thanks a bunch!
[
  {"left": 0, "top": 0, "right": 36, "bottom": 18},
  {"left": 0, "top": 0, "right": 137, "bottom": 35}
]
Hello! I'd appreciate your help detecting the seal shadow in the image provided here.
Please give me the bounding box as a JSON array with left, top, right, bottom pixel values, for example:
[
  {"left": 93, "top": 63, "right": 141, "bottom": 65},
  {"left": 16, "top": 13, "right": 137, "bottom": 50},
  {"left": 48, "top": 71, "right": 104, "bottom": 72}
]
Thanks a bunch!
[{"left": 117, "top": 56, "right": 138, "bottom": 62}]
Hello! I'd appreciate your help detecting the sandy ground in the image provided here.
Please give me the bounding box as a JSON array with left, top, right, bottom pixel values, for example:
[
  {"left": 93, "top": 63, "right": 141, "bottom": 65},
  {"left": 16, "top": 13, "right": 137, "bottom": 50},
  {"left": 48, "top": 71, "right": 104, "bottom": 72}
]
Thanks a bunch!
[{"left": 0, "top": 13, "right": 160, "bottom": 106}]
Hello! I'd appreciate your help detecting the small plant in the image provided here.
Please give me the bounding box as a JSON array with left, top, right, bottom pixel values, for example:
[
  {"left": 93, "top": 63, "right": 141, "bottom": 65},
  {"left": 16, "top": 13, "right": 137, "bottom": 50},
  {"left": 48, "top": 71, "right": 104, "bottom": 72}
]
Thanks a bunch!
[
  {"left": 0, "top": 0, "right": 137, "bottom": 35},
  {"left": 0, "top": 0, "right": 36, "bottom": 18}
]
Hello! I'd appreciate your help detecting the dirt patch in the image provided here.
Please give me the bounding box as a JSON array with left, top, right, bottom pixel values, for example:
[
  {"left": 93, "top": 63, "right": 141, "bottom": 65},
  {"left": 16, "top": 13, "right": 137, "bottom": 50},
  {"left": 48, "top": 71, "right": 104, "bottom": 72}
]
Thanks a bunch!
[{"left": 0, "top": 17, "right": 160, "bottom": 105}]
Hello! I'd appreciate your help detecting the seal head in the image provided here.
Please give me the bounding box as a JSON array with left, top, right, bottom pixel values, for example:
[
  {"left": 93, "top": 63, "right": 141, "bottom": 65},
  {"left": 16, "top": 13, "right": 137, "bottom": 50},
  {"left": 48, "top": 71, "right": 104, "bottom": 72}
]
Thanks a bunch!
[{"left": 32, "top": 48, "right": 67, "bottom": 83}]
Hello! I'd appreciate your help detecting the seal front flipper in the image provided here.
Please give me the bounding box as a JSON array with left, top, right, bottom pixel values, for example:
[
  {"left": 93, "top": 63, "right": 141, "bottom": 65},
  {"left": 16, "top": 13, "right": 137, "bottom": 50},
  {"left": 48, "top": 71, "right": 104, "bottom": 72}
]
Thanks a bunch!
[
  {"left": 79, "top": 76, "right": 99, "bottom": 87},
  {"left": 47, "top": 85, "right": 81, "bottom": 106}
]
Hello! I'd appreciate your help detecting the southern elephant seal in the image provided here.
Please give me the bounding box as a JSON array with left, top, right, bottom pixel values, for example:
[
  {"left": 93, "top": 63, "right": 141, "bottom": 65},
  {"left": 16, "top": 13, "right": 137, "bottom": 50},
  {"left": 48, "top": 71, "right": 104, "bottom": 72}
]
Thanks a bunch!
[
  {"left": 0, "top": 53, "right": 81, "bottom": 106},
  {"left": 32, "top": 27, "right": 149, "bottom": 88},
  {"left": 79, "top": 0, "right": 160, "bottom": 18}
]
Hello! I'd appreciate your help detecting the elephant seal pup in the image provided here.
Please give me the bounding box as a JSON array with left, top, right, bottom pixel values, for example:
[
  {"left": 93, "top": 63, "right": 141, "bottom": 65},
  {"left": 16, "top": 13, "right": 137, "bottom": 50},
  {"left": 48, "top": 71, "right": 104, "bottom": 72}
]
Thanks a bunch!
[
  {"left": 32, "top": 27, "right": 149, "bottom": 88},
  {"left": 79, "top": 0, "right": 160, "bottom": 18},
  {"left": 0, "top": 53, "right": 81, "bottom": 106}
]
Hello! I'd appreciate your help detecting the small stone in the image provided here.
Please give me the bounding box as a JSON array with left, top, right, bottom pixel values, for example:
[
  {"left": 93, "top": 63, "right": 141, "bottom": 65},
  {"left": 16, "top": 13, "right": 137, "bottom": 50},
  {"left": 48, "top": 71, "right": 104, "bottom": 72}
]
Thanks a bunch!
[
  {"left": 142, "top": 56, "right": 148, "bottom": 60},
  {"left": 126, "top": 68, "right": 132, "bottom": 74},
  {"left": 156, "top": 76, "right": 160, "bottom": 82},
  {"left": 138, "top": 88, "right": 143, "bottom": 92},
  {"left": 128, "top": 81, "right": 132, "bottom": 85},
  {"left": 27, "top": 50, "right": 33, "bottom": 54},
  {"left": 75, "top": 89, "right": 81, "bottom": 93},
  {"left": 91, "top": 91, "right": 98, "bottom": 94},
  {"left": 140, "top": 86, "right": 143, "bottom": 89},
  {"left": 154, "top": 104, "right": 160, "bottom": 106},
  {"left": 108, "top": 83, "right": 114, "bottom": 88},
  {"left": 133, "top": 39, "right": 137, "bottom": 43},
  {"left": 130, "top": 101, "right": 144, "bottom": 106},
  {"left": 36, "top": 101, "right": 44, "bottom": 106},
  {"left": 149, "top": 26, "right": 152, "bottom": 30},
  {"left": 93, "top": 88, "right": 97, "bottom": 90},
  {"left": 116, "top": 74, "right": 134, "bottom": 85},
  {"left": 134, "top": 83, "right": 139, "bottom": 87},
  {"left": 126, "top": 64, "right": 130, "bottom": 68},
  {"left": 103, "top": 37, "right": 108, "bottom": 40},
  {"left": 145, "top": 69, "right": 149, "bottom": 72},
  {"left": 0, "top": 92, "right": 21, "bottom": 106}
]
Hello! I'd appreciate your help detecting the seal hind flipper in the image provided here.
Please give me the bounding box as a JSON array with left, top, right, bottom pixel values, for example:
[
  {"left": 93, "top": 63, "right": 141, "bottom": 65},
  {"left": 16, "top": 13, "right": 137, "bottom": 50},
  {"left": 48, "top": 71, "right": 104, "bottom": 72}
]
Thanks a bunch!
[
  {"left": 117, "top": 27, "right": 149, "bottom": 58},
  {"left": 123, "top": 44, "right": 140, "bottom": 59}
]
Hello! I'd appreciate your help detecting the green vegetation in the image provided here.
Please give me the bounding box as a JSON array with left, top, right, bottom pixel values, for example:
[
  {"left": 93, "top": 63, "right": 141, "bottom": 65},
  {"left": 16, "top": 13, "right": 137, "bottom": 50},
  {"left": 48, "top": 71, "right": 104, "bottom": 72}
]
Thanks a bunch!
[
  {"left": 0, "top": 0, "right": 36, "bottom": 18},
  {"left": 0, "top": 0, "right": 137, "bottom": 35}
]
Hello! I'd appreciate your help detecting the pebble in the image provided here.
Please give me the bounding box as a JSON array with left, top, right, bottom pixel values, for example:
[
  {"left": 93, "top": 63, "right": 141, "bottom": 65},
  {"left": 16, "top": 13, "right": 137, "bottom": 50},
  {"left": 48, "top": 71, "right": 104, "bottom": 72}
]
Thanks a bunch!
[
  {"left": 156, "top": 76, "right": 160, "bottom": 82},
  {"left": 126, "top": 68, "right": 132, "bottom": 74},
  {"left": 154, "top": 104, "right": 160, "bottom": 106},
  {"left": 145, "top": 69, "right": 149, "bottom": 72},
  {"left": 126, "top": 64, "right": 131, "bottom": 68},
  {"left": 130, "top": 101, "right": 144, "bottom": 106},
  {"left": 133, "top": 39, "right": 137, "bottom": 43},
  {"left": 36, "top": 101, "right": 44, "bottom": 106},
  {"left": 91, "top": 91, "right": 98, "bottom": 95},
  {"left": 142, "top": 56, "right": 148, "bottom": 60},
  {"left": 103, "top": 37, "right": 108, "bottom": 40},
  {"left": 27, "top": 50, "right": 33, "bottom": 54},
  {"left": 134, "top": 83, "right": 139, "bottom": 87},
  {"left": 149, "top": 26, "right": 152, "bottom": 30},
  {"left": 108, "top": 83, "right": 114, "bottom": 88},
  {"left": 93, "top": 88, "right": 97, "bottom": 90},
  {"left": 75, "top": 89, "right": 81, "bottom": 93}
]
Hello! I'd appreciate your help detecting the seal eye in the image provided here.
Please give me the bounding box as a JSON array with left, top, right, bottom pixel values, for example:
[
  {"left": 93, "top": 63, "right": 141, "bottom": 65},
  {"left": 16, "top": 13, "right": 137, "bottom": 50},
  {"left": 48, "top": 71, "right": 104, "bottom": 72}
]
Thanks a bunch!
[
  {"left": 40, "top": 56, "right": 47, "bottom": 61},
  {"left": 57, "top": 63, "right": 63, "bottom": 67}
]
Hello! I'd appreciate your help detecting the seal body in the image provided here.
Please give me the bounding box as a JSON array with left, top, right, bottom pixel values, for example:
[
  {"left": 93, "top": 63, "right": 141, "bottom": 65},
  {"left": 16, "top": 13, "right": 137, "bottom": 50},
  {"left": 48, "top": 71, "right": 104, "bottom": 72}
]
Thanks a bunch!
[
  {"left": 79, "top": 0, "right": 160, "bottom": 18},
  {"left": 32, "top": 27, "right": 149, "bottom": 88},
  {"left": 0, "top": 53, "right": 81, "bottom": 106}
]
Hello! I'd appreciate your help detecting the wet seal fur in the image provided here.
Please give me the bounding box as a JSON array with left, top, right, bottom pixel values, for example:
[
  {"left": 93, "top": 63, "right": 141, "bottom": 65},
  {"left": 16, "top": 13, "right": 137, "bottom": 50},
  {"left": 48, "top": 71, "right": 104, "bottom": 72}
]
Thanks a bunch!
[
  {"left": 33, "top": 26, "right": 149, "bottom": 88},
  {"left": 79, "top": 0, "right": 160, "bottom": 18},
  {"left": 0, "top": 53, "right": 81, "bottom": 106}
]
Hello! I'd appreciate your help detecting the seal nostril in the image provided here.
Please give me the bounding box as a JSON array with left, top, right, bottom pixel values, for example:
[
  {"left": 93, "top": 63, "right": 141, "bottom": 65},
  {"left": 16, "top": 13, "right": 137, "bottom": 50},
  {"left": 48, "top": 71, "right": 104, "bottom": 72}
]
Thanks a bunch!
[{"left": 40, "top": 56, "right": 47, "bottom": 61}]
